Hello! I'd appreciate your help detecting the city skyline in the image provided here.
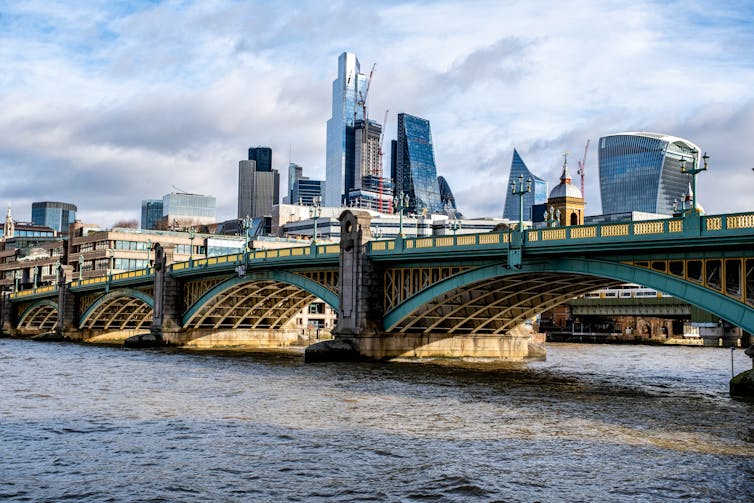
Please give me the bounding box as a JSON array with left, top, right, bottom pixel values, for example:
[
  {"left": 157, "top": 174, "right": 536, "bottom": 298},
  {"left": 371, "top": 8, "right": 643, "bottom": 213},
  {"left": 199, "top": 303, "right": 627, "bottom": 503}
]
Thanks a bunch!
[{"left": 1, "top": 1, "right": 753, "bottom": 226}]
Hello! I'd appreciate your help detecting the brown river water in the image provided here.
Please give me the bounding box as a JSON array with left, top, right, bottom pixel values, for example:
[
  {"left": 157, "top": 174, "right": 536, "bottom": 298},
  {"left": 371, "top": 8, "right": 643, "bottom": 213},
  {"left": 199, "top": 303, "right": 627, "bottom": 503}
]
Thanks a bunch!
[{"left": 1, "top": 338, "right": 752, "bottom": 502}]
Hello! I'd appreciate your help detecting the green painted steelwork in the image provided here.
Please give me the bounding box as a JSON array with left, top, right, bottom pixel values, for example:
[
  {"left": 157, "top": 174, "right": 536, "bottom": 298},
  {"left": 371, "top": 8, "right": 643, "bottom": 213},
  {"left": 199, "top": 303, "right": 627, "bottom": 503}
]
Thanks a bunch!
[
  {"left": 383, "top": 258, "right": 754, "bottom": 335},
  {"left": 79, "top": 288, "right": 154, "bottom": 328},
  {"left": 17, "top": 299, "right": 58, "bottom": 328},
  {"left": 181, "top": 270, "right": 339, "bottom": 327}
]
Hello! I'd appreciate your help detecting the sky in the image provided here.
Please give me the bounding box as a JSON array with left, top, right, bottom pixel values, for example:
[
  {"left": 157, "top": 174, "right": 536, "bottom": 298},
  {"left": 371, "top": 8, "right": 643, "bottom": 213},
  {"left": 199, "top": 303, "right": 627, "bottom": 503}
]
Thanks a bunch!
[{"left": 1, "top": 0, "right": 754, "bottom": 226}]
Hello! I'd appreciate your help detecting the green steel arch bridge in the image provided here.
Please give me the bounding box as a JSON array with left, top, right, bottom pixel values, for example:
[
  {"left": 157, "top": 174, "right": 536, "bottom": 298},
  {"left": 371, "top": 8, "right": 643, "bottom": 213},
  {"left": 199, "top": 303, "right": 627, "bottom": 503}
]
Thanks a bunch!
[{"left": 2, "top": 210, "right": 753, "bottom": 362}]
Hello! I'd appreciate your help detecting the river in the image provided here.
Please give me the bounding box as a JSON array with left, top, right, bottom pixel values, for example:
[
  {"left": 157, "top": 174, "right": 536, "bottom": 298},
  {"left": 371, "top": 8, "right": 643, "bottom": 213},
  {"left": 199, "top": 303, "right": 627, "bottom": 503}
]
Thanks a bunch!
[{"left": 1, "top": 339, "right": 752, "bottom": 502}]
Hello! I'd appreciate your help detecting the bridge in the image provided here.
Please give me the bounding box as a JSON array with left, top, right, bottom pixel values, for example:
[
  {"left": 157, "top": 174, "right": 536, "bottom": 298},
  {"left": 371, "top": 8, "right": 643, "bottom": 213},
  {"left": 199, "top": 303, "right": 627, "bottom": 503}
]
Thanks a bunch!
[{"left": 1, "top": 210, "right": 753, "bottom": 362}]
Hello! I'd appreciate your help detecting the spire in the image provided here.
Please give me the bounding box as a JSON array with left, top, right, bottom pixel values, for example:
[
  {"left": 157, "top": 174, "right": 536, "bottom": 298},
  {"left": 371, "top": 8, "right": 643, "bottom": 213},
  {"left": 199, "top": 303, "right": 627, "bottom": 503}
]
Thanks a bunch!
[
  {"left": 3, "top": 202, "right": 14, "bottom": 239},
  {"left": 560, "top": 152, "right": 572, "bottom": 184}
]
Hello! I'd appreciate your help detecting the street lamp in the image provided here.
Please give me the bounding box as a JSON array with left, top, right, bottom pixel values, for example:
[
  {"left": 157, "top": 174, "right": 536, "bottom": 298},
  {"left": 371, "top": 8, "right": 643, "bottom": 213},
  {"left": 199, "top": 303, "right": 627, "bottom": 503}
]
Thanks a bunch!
[
  {"left": 32, "top": 266, "right": 38, "bottom": 289},
  {"left": 546, "top": 206, "right": 561, "bottom": 228},
  {"left": 14, "top": 270, "right": 21, "bottom": 292},
  {"left": 371, "top": 226, "right": 383, "bottom": 240},
  {"left": 448, "top": 216, "right": 461, "bottom": 237},
  {"left": 54, "top": 260, "right": 60, "bottom": 287},
  {"left": 241, "top": 215, "right": 253, "bottom": 262},
  {"left": 78, "top": 254, "right": 84, "bottom": 281},
  {"left": 393, "top": 191, "right": 410, "bottom": 237},
  {"left": 188, "top": 227, "right": 196, "bottom": 265},
  {"left": 511, "top": 174, "right": 532, "bottom": 231},
  {"left": 309, "top": 196, "right": 321, "bottom": 245},
  {"left": 680, "top": 151, "right": 708, "bottom": 216},
  {"left": 146, "top": 239, "right": 152, "bottom": 268}
]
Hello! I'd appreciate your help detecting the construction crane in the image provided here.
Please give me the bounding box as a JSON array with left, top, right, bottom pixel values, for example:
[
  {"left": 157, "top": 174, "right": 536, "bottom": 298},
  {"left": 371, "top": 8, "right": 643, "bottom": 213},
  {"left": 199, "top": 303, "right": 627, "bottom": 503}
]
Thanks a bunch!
[
  {"left": 576, "top": 139, "right": 590, "bottom": 199},
  {"left": 378, "top": 109, "right": 389, "bottom": 212}
]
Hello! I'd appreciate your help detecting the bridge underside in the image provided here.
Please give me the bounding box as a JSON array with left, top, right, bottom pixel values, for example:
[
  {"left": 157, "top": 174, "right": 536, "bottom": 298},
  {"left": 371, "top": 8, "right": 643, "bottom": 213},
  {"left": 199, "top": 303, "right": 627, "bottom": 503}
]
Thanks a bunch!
[
  {"left": 185, "top": 280, "right": 317, "bottom": 331},
  {"left": 81, "top": 296, "right": 152, "bottom": 332},
  {"left": 17, "top": 304, "right": 57, "bottom": 335},
  {"left": 389, "top": 273, "right": 622, "bottom": 335}
]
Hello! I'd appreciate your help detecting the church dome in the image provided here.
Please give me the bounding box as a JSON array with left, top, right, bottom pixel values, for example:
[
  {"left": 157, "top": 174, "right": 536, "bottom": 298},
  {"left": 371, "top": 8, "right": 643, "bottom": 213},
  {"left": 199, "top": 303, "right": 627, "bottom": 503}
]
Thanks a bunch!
[{"left": 548, "top": 154, "right": 583, "bottom": 199}]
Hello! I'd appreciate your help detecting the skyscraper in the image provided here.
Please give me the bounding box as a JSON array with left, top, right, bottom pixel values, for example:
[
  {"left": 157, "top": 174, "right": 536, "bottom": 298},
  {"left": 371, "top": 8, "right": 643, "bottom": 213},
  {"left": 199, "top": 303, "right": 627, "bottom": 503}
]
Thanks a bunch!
[
  {"left": 598, "top": 132, "right": 701, "bottom": 215},
  {"left": 394, "top": 113, "right": 443, "bottom": 214},
  {"left": 437, "top": 176, "right": 460, "bottom": 215},
  {"left": 287, "top": 163, "right": 304, "bottom": 203},
  {"left": 248, "top": 146, "right": 272, "bottom": 172},
  {"left": 325, "top": 52, "right": 367, "bottom": 207},
  {"left": 141, "top": 199, "right": 163, "bottom": 230},
  {"left": 163, "top": 192, "right": 216, "bottom": 227},
  {"left": 502, "top": 149, "right": 548, "bottom": 222},
  {"left": 31, "top": 201, "right": 77, "bottom": 234},
  {"left": 238, "top": 155, "right": 280, "bottom": 219}
]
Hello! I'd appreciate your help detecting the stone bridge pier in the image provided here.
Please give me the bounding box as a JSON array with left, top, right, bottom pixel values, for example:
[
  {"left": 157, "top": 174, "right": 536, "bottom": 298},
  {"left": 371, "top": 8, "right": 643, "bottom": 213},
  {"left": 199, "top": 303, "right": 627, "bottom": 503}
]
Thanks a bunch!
[{"left": 305, "top": 210, "right": 542, "bottom": 363}]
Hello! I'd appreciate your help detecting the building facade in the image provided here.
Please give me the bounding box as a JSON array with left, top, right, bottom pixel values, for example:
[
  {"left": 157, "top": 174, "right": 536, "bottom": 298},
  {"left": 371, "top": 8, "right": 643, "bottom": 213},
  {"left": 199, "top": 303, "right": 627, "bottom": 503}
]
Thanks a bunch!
[
  {"left": 325, "top": 52, "right": 367, "bottom": 207},
  {"left": 598, "top": 132, "right": 701, "bottom": 215},
  {"left": 162, "top": 192, "right": 216, "bottom": 228},
  {"left": 31, "top": 201, "right": 77, "bottom": 234},
  {"left": 238, "top": 158, "right": 280, "bottom": 219},
  {"left": 140, "top": 199, "right": 164, "bottom": 230},
  {"left": 248, "top": 146, "right": 272, "bottom": 172},
  {"left": 394, "top": 113, "right": 443, "bottom": 214},
  {"left": 503, "top": 149, "right": 548, "bottom": 222}
]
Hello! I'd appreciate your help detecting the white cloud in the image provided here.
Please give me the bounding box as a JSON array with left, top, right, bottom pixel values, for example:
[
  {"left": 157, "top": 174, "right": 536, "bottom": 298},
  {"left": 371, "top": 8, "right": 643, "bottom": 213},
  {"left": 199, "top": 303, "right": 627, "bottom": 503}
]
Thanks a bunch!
[{"left": 1, "top": 0, "right": 753, "bottom": 227}]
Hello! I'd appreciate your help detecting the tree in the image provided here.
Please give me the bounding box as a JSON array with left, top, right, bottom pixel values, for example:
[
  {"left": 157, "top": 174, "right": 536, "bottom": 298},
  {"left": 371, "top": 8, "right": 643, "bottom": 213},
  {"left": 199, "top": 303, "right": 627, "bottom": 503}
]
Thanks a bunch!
[{"left": 112, "top": 219, "right": 138, "bottom": 229}]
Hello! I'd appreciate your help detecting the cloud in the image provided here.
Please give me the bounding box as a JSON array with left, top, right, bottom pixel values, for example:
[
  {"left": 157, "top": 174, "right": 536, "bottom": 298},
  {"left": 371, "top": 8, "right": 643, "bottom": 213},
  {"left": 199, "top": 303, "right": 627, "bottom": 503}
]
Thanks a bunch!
[{"left": 1, "top": 0, "right": 753, "bottom": 228}]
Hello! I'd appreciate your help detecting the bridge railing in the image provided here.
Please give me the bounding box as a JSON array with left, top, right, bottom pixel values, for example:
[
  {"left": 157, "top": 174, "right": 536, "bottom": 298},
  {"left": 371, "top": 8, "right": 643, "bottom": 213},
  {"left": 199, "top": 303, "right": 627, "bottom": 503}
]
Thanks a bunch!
[
  {"left": 69, "top": 267, "right": 155, "bottom": 290},
  {"left": 171, "top": 244, "right": 341, "bottom": 273},
  {"left": 9, "top": 284, "right": 59, "bottom": 300},
  {"left": 368, "top": 211, "right": 754, "bottom": 255}
]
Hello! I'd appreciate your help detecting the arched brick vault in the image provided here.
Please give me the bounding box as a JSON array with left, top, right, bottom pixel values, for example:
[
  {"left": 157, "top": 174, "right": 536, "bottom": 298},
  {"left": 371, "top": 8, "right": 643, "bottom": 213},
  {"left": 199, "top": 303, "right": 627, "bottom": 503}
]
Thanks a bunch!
[{"left": 384, "top": 258, "right": 754, "bottom": 335}]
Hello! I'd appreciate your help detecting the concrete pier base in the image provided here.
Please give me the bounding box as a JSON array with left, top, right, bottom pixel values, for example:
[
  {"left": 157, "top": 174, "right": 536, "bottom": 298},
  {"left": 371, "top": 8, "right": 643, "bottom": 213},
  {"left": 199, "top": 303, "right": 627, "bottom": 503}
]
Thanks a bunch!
[{"left": 306, "top": 332, "right": 545, "bottom": 362}]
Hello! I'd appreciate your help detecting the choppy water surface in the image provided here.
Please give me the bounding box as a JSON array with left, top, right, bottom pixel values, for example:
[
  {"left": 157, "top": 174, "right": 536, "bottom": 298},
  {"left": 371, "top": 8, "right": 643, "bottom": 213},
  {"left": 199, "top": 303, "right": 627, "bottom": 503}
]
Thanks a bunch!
[{"left": 1, "top": 339, "right": 752, "bottom": 502}]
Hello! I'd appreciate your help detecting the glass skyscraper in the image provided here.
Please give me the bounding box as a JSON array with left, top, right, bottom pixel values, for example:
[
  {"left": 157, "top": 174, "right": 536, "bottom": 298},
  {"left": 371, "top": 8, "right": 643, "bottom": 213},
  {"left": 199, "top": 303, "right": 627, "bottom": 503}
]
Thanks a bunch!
[
  {"left": 325, "top": 52, "right": 367, "bottom": 207},
  {"left": 31, "top": 201, "right": 77, "bottom": 233},
  {"left": 502, "top": 149, "right": 547, "bottom": 222},
  {"left": 140, "top": 199, "right": 163, "bottom": 230},
  {"left": 395, "top": 113, "right": 443, "bottom": 214},
  {"left": 598, "top": 132, "right": 701, "bottom": 215}
]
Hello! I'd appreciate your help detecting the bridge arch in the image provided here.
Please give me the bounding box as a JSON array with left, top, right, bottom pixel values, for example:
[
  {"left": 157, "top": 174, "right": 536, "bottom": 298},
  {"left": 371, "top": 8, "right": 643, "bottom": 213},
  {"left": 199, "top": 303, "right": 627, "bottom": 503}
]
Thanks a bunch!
[
  {"left": 182, "top": 270, "right": 338, "bottom": 329},
  {"left": 17, "top": 299, "right": 58, "bottom": 332},
  {"left": 79, "top": 288, "right": 154, "bottom": 331},
  {"left": 384, "top": 257, "right": 754, "bottom": 335}
]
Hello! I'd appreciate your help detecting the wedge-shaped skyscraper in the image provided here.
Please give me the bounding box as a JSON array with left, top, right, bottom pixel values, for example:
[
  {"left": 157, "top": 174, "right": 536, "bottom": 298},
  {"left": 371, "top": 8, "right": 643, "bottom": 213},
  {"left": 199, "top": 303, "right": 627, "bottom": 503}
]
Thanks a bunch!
[{"left": 502, "top": 149, "right": 547, "bottom": 222}]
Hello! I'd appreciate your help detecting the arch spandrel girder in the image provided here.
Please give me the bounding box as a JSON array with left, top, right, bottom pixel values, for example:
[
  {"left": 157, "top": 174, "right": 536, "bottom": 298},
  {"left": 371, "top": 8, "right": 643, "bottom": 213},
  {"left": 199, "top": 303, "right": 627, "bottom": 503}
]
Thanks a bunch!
[
  {"left": 79, "top": 289, "right": 154, "bottom": 330},
  {"left": 384, "top": 258, "right": 754, "bottom": 335},
  {"left": 17, "top": 299, "right": 58, "bottom": 330},
  {"left": 182, "top": 271, "right": 335, "bottom": 329}
]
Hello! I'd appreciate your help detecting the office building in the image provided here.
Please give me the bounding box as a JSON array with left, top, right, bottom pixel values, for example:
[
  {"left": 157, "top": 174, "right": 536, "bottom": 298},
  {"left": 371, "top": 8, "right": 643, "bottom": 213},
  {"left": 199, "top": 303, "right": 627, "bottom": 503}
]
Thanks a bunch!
[
  {"left": 162, "top": 192, "right": 216, "bottom": 228},
  {"left": 31, "top": 201, "right": 77, "bottom": 234},
  {"left": 394, "top": 113, "right": 444, "bottom": 214},
  {"left": 140, "top": 199, "right": 164, "bottom": 230},
  {"left": 248, "top": 146, "right": 272, "bottom": 172},
  {"left": 598, "top": 132, "right": 701, "bottom": 215},
  {"left": 286, "top": 163, "right": 304, "bottom": 203},
  {"left": 238, "top": 153, "right": 280, "bottom": 219},
  {"left": 293, "top": 179, "right": 326, "bottom": 206},
  {"left": 502, "top": 149, "right": 548, "bottom": 222},
  {"left": 437, "top": 176, "right": 460, "bottom": 215},
  {"left": 325, "top": 52, "right": 367, "bottom": 207}
]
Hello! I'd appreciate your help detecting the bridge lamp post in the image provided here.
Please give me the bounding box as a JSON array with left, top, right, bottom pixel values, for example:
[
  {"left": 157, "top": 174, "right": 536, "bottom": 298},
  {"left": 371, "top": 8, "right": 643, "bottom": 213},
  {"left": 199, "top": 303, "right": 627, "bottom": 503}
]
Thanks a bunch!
[
  {"left": 448, "top": 217, "right": 461, "bottom": 238},
  {"left": 146, "top": 239, "right": 152, "bottom": 269},
  {"left": 511, "top": 174, "right": 532, "bottom": 231},
  {"left": 53, "top": 260, "right": 60, "bottom": 287},
  {"left": 78, "top": 254, "right": 84, "bottom": 282},
  {"left": 309, "top": 196, "right": 321, "bottom": 246},
  {"left": 188, "top": 227, "right": 196, "bottom": 266},
  {"left": 680, "top": 151, "right": 708, "bottom": 216},
  {"left": 394, "top": 191, "right": 410, "bottom": 238},
  {"left": 14, "top": 270, "right": 21, "bottom": 292},
  {"left": 242, "top": 215, "right": 253, "bottom": 263}
]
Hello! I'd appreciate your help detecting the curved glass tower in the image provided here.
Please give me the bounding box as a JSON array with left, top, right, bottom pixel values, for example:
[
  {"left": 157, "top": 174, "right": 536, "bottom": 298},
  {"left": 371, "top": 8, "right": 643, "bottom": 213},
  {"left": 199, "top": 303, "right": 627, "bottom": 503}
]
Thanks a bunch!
[
  {"left": 395, "top": 113, "right": 443, "bottom": 214},
  {"left": 502, "top": 149, "right": 547, "bottom": 222},
  {"left": 598, "top": 132, "right": 701, "bottom": 215}
]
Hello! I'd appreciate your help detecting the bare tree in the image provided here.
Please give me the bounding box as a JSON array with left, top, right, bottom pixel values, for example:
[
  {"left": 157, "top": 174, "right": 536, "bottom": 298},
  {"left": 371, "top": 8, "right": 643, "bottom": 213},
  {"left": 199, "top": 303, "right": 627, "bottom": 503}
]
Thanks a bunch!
[{"left": 113, "top": 219, "right": 139, "bottom": 229}]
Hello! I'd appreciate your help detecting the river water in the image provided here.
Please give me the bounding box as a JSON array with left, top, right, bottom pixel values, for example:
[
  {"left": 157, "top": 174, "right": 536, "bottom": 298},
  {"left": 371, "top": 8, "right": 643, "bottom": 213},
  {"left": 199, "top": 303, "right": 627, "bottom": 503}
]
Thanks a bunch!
[{"left": 1, "top": 339, "right": 752, "bottom": 502}]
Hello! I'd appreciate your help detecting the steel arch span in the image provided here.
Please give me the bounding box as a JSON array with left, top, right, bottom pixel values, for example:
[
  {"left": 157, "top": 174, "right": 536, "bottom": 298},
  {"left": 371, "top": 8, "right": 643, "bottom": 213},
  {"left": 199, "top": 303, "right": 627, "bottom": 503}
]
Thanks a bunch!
[
  {"left": 182, "top": 270, "right": 339, "bottom": 329},
  {"left": 17, "top": 299, "right": 58, "bottom": 332},
  {"left": 79, "top": 288, "right": 154, "bottom": 331},
  {"left": 384, "top": 258, "right": 754, "bottom": 335}
]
